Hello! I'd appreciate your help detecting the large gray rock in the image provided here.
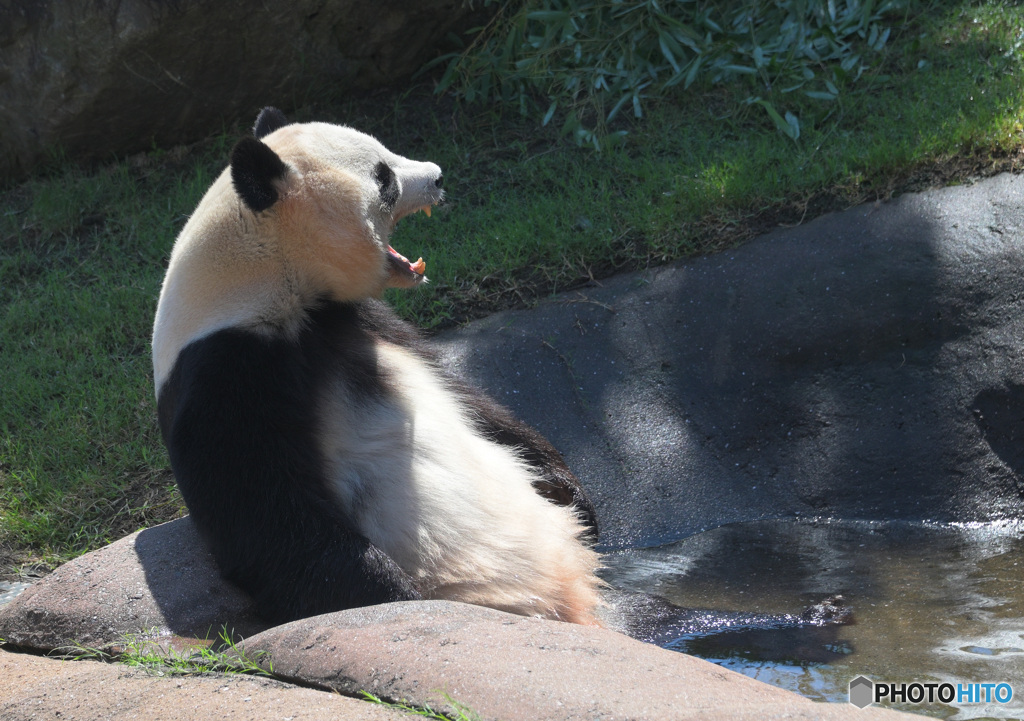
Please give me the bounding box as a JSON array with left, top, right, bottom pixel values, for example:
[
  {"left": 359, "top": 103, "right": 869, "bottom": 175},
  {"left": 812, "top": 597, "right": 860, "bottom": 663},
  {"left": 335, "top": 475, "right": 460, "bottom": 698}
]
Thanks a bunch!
[
  {"left": 240, "top": 600, "right": 917, "bottom": 721},
  {"left": 0, "top": 0, "right": 475, "bottom": 181},
  {"left": 0, "top": 518, "right": 266, "bottom": 651},
  {"left": 435, "top": 172, "right": 1024, "bottom": 548}
]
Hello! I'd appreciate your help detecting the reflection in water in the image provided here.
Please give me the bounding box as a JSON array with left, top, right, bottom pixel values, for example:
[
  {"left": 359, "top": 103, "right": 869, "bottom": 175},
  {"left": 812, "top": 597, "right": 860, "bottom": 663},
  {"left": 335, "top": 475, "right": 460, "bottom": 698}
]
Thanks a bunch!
[{"left": 600, "top": 518, "right": 1024, "bottom": 720}]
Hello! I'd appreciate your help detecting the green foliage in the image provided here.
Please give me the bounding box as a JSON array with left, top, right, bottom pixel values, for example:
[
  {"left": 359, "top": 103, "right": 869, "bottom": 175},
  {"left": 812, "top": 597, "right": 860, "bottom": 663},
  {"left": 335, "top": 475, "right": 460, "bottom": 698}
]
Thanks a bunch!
[{"left": 433, "top": 0, "right": 919, "bottom": 145}]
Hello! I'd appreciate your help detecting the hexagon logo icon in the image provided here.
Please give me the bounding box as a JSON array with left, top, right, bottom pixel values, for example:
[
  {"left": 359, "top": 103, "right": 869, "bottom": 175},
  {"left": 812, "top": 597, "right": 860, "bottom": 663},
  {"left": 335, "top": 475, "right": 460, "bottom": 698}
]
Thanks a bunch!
[{"left": 849, "top": 676, "right": 874, "bottom": 708}]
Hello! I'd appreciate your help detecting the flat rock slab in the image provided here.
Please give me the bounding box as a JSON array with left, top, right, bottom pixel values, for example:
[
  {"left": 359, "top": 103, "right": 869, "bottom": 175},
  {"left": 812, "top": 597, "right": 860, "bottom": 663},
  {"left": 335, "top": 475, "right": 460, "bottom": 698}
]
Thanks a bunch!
[
  {"left": 0, "top": 649, "right": 406, "bottom": 721},
  {"left": 0, "top": 518, "right": 266, "bottom": 652},
  {"left": 436, "top": 172, "right": 1024, "bottom": 548},
  {"left": 241, "top": 599, "right": 916, "bottom": 721}
]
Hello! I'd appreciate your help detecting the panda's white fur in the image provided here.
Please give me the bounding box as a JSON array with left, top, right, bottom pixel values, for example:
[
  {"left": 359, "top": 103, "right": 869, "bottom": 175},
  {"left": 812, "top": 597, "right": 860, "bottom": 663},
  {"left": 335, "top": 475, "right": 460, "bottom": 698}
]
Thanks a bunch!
[{"left": 153, "top": 108, "right": 602, "bottom": 625}]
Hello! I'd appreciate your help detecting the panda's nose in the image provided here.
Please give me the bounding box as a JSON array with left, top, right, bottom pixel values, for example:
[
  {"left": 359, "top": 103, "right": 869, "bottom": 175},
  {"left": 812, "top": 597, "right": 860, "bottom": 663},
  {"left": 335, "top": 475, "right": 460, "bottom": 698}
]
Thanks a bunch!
[{"left": 435, "top": 175, "right": 444, "bottom": 189}]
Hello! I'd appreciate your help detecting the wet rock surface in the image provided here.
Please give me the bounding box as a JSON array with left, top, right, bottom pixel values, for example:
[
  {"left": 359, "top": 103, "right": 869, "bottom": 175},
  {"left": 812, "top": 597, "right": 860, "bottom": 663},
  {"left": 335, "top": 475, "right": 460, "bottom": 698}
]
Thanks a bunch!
[{"left": 435, "top": 172, "right": 1024, "bottom": 548}]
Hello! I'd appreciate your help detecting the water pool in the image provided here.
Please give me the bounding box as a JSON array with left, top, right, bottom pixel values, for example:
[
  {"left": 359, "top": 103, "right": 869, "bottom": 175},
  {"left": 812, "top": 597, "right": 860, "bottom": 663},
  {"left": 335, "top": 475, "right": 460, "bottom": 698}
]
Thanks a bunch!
[{"left": 601, "top": 518, "right": 1024, "bottom": 719}]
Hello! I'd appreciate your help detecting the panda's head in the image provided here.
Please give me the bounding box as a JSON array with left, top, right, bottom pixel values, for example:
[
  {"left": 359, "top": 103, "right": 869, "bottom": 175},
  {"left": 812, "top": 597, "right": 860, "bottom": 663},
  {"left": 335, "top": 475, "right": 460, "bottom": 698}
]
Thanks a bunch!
[
  {"left": 152, "top": 108, "right": 444, "bottom": 391},
  {"left": 231, "top": 106, "right": 443, "bottom": 295}
]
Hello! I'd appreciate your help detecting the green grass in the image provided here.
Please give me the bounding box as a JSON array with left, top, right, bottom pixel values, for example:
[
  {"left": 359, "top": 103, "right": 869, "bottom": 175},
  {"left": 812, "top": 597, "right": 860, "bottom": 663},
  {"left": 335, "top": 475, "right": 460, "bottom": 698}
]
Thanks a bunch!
[
  {"left": 52, "top": 633, "right": 480, "bottom": 720},
  {"left": 360, "top": 692, "right": 483, "bottom": 721},
  {"left": 360, "top": 691, "right": 484, "bottom": 721},
  {"left": 2, "top": 0, "right": 1024, "bottom": 575},
  {"left": 56, "top": 626, "right": 273, "bottom": 677}
]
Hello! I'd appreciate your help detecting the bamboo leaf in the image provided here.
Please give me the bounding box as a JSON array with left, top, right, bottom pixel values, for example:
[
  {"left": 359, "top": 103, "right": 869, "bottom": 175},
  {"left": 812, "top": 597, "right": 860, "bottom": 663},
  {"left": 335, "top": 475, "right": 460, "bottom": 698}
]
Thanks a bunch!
[
  {"left": 659, "top": 33, "right": 682, "bottom": 74},
  {"left": 430, "top": 0, "right": 903, "bottom": 146},
  {"left": 752, "top": 45, "right": 765, "bottom": 68},
  {"left": 542, "top": 100, "right": 558, "bottom": 126},
  {"left": 526, "top": 10, "right": 570, "bottom": 22},
  {"left": 684, "top": 55, "right": 702, "bottom": 88},
  {"left": 784, "top": 111, "right": 801, "bottom": 140},
  {"left": 722, "top": 64, "right": 758, "bottom": 76},
  {"left": 606, "top": 92, "right": 632, "bottom": 122},
  {"left": 752, "top": 98, "right": 799, "bottom": 141}
]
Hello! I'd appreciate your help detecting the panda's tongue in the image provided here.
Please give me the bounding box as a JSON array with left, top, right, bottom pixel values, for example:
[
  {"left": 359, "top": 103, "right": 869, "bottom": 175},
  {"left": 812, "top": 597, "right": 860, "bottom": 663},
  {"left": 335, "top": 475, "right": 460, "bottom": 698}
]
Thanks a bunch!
[{"left": 388, "top": 245, "right": 426, "bottom": 275}]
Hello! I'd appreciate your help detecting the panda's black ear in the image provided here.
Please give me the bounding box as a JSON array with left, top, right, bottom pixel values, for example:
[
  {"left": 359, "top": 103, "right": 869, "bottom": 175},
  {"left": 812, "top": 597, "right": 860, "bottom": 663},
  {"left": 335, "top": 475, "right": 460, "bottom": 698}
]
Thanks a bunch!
[
  {"left": 231, "top": 137, "right": 288, "bottom": 212},
  {"left": 253, "top": 106, "right": 291, "bottom": 139}
]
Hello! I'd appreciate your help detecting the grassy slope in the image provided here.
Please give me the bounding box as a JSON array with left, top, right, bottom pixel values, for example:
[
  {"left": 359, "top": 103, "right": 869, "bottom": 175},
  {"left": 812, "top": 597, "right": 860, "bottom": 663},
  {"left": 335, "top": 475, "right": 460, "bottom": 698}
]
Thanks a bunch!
[{"left": 2, "top": 1, "right": 1024, "bottom": 575}]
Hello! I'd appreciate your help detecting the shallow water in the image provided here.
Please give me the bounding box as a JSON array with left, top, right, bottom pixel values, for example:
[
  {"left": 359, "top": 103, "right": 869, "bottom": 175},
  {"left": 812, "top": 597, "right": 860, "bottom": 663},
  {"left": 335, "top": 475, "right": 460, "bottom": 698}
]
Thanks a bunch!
[{"left": 600, "top": 518, "right": 1024, "bottom": 720}]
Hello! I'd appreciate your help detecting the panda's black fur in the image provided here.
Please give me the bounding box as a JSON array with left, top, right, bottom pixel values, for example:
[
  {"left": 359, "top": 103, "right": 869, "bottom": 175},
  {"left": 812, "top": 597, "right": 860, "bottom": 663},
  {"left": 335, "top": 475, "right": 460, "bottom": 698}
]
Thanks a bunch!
[{"left": 153, "top": 108, "right": 601, "bottom": 626}]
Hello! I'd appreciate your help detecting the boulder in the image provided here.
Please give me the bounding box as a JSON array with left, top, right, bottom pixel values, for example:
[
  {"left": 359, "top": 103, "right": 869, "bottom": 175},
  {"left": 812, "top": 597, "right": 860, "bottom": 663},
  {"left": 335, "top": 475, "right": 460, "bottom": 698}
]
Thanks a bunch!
[
  {"left": 0, "top": 0, "right": 476, "bottom": 182},
  {"left": 239, "top": 600, "right": 918, "bottom": 721},
  {"left": 434, "top": 172, "right": 1024, "bottom": 548},
  {"left": 3, "top": 173, "right": 1022, "bottom": 718},
  {"left": 0, "top": 517, "right": 266, "bottom": 652}
]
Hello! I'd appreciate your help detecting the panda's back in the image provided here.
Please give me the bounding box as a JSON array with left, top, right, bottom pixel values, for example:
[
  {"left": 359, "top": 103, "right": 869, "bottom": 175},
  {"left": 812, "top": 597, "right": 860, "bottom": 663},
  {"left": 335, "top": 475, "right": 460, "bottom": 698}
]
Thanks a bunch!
[{"left": 158, "top": 298, "right": 599, "bottom": 622}]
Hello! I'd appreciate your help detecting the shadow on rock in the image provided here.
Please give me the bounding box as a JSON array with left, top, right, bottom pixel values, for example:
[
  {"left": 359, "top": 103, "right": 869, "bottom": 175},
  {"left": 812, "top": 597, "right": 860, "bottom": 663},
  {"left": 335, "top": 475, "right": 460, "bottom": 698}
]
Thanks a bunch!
[
  {"left": 436, "top": 174, "right": 1024, "bottom": 551},
  {"left": 973, "top": 383, "right": 1024, "bottom": 492},
  {"left": 133, "top": 518, "right": 268, "bottom": 642},
  {"left": 0, "top": 518, "right": 266, "bottom": 652}
]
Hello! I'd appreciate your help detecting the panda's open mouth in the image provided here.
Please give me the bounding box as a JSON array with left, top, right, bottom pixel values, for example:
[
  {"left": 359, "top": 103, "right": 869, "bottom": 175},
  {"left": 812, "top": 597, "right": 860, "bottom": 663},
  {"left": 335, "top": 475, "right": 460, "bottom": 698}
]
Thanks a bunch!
[
  {"left": 386, "top": 200, "right": 438, "bottom": 287},
  {"left": 393, "top": 205, "right": 437, "bottom": 228},
  {"left": 388, "top": 245, "right": 425, "bottom": 275},
  {"left": 386, "top": 244, "right": 427, "bottom": 287}
]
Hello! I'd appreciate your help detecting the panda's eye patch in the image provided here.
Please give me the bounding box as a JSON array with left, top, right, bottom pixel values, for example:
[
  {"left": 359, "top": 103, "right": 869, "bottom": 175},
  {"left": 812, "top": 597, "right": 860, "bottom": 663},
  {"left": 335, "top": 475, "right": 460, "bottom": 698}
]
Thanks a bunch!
[{"left": 374, "top": 161, "right": 399, "bottom": 213}]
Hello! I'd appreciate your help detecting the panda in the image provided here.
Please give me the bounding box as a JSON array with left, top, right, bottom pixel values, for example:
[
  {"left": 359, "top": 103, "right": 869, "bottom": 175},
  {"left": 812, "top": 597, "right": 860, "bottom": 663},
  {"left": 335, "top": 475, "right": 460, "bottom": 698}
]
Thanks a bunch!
[{"left": 152, "top": 107, "right": 603, "bottom": 627}]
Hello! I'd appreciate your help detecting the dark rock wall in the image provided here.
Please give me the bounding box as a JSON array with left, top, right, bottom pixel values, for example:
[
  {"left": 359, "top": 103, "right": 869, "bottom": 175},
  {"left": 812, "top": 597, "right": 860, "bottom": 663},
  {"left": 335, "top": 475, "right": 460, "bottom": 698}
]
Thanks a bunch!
[{"left": 0, "top": 0, "right": 475, "bottom": 181}]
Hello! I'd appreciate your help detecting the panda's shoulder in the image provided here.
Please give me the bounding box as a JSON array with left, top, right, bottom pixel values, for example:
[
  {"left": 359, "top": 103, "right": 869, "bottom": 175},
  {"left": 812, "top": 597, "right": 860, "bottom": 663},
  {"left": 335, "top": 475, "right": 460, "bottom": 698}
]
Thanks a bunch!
[
  {"left": 351, "top": 298, "right": 437, "bottom": 361},
  {"left": 159, "top": 300, "right": 376, "bottom": 407}
]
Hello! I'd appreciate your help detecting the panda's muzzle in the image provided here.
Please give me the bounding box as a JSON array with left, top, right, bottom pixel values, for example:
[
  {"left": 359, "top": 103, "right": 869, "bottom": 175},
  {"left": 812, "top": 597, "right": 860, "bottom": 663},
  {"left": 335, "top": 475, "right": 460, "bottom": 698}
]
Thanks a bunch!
[
  {"left": 392, "top": 160, "right": 444, "bottom": 218},
  {"left": 384, "top": 160, "right": 443, "bottom": 288}
]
